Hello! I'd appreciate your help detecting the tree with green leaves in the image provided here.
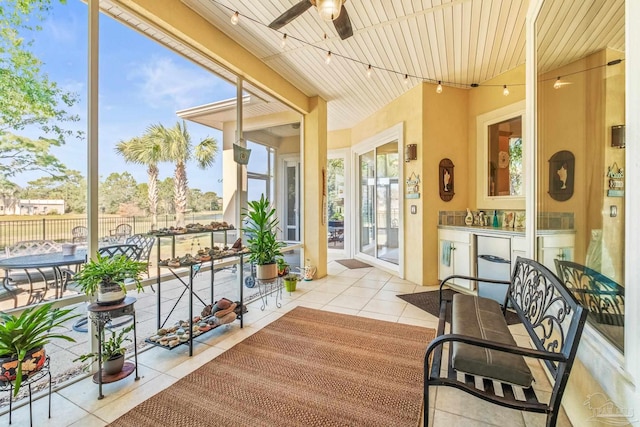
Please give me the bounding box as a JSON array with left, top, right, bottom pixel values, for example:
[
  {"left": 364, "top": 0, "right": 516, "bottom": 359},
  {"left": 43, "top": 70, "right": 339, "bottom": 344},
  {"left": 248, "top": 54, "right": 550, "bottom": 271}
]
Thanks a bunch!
[
  {"left": 0, "top": 0, "right": 81, "bottom": 180},
  {"left": 115, "top": 128, "right": 165, "bottom": 229},
  {"left": 155, "top": 121, "right": 218, "bottom": 227},
  {"left": 99, "top": 172, "right": 138, "bottom": 214}
]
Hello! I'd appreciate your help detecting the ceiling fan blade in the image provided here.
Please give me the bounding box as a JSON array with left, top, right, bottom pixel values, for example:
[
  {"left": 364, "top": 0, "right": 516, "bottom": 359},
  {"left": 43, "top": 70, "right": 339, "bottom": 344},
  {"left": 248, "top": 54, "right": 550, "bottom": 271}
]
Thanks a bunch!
[
  {"left": 333, "top": 5, "right": 353, "bottom": 39},
  {"left": 268, "top": 0, "right": 313, "bottom": 30}
]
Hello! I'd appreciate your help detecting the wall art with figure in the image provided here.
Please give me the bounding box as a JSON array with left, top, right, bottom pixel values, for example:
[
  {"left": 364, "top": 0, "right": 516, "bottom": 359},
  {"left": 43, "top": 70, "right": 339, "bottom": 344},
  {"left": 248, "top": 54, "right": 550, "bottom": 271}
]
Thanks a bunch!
[
  {"left": 548, "top": 150, "right": 575, "bottom": 201},
  {"left": 439, "top": 158, "right": 455, "bottom": 201}
]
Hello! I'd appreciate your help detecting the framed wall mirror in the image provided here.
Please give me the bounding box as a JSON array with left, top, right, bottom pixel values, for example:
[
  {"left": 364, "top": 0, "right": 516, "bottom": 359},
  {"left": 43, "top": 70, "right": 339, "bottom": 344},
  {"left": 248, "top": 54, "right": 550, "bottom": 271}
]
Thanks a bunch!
[{"left": 476, "top": 100, "right": 526, "bottom": 210}]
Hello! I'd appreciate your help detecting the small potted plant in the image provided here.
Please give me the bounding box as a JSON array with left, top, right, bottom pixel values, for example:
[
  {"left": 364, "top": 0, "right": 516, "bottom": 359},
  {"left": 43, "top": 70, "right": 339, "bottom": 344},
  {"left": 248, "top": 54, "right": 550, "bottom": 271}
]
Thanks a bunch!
[
  {"left": 0, "top": 303, "right": 78, "bottom": 396},
  {"left": 242, "top": 194, "right": 285, "bottom": 280},
  {"left": 282, "top": 272, "right": 300, "bottom": 292},
  {"left": 276, "top": 258, "right": 289, "bottom": 277},
  {"left": 73, "top": 252, "right": 147, "bottom": 305},
  {"left": 74, "top": 324, "right": 134, "bottom": 375}
]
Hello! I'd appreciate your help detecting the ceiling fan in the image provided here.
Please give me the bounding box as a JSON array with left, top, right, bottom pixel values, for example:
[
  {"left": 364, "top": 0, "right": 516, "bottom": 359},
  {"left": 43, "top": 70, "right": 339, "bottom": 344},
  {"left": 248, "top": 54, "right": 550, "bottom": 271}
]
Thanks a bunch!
[{"left": 268, "top": 0, "right": 354, "bottom": 40}]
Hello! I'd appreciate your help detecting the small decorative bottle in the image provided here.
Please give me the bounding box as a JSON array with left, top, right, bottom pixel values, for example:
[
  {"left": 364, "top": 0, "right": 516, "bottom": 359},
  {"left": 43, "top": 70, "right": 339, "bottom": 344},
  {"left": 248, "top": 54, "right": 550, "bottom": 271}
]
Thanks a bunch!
[
  {"left": 464, "top": 208, "right": 474, "bottom": 226},
  {"left": 492, "top": 210, "right": 499, "bottom": 227}
]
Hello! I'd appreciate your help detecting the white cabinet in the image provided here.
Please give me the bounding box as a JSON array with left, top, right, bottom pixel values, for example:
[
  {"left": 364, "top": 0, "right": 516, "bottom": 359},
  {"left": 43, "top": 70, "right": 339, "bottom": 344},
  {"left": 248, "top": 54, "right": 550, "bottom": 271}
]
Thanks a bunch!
[
  {"left": 537, "top": 233, "right": 575, "bottom": 273},
  {"left": 511, "top": 236, "right": 527, "bottom": 272},
  {"left": 438, "top": 229, "right": 473, "bottom": 290}
]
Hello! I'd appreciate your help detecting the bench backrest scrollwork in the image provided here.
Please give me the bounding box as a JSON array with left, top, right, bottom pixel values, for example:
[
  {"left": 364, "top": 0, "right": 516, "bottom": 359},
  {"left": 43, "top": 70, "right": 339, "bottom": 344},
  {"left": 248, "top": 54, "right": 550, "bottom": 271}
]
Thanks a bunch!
[{"left": 506, "top": 257, "right": 588, "bottom": 381}]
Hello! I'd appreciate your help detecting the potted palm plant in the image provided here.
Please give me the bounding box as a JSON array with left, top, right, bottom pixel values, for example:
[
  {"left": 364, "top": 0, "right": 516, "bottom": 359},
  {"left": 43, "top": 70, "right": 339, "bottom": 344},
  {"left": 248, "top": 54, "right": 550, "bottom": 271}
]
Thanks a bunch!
[
  {"left": 0, "top": 303, "right": 78, "bottom": 396},
  {"left": 242, "top": 194, "right": 285, "bottom": 280},
  {"left": 72, "top": 253, "right": 147, "bottom": 305},
  {"left": 74, "top": 324, "right": 134, "bottom": 375}
]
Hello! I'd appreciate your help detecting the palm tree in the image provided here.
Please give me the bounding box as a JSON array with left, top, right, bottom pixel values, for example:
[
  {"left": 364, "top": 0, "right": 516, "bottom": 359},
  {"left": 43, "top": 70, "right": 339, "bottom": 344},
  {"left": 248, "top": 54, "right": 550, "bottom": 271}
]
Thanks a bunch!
[
  {"left": 115, "top": 127, "right": 165, "bottom": 229},
  {"left": 164, "top": 120, "right": 218, "bottom": 227}
]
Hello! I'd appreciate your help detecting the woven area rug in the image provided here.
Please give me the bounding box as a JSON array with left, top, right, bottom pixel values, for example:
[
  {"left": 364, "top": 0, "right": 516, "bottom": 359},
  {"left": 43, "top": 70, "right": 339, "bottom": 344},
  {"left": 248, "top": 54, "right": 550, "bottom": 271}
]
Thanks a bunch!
[
  {"left": 397, "top": 289, "right": 521, "bottom": 325},
  {"left": 335, "top": 258, "right": 372, "bottom": 269},
  {"left": 109, "top": 307, "right": 434, "bottom": 427}
]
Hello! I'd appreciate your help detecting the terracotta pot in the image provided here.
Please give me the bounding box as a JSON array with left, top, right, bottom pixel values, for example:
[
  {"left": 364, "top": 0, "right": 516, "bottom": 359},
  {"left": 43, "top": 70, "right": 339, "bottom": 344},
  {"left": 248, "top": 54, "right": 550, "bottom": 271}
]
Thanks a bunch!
[
  {"left": 97, "top": 281, "right": 126, "bottom": 306},
  {"left": 0, "top": 347, "right": 46, "bottom": 383},
  {"left": 103, "top": 354, "right": 125, "bottom": 375}
]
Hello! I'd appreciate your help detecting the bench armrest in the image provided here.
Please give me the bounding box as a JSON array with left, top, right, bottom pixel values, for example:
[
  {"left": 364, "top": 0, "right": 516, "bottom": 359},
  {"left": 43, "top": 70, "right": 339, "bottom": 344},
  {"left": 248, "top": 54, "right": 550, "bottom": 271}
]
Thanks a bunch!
[
  {"left": 439, "top": 274, "right": 511, "bottom": 302},
  {"left": 426, "top": 333, "right": 568, "bottom": 363}
]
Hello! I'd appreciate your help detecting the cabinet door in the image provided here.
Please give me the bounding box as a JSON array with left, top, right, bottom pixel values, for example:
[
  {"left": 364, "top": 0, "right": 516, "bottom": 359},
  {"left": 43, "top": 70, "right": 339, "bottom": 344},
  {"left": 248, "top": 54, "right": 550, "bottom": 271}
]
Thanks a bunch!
[
  {"left": 511, "top": 236, "right": 527, "bottom": 273},
  {"left": 438, "top": 229, "right": 472, "bottom": 290}
]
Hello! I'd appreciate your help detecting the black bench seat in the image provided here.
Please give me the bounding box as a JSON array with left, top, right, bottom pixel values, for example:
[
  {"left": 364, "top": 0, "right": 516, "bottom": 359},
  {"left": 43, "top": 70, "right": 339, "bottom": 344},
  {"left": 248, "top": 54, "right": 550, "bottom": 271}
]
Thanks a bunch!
[{"left": 424, "top": 257, "right": 587, "bottom": 427}]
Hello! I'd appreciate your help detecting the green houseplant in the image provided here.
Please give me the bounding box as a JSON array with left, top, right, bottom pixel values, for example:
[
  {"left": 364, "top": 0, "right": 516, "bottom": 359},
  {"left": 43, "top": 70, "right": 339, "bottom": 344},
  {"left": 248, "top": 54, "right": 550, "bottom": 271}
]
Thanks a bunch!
[
  {"left": 74, "top": 324, "right": 134, "bottom": 375},
  {"left": 0, "top": 303, "right": 78, "bottom": 396},
  {"left": 242, "top": 194, "right": 285, "bottom": 280},
  {"left": 282, "top": 272, "right": 300, "bottom": 292},
  {"left": 73, "top": 252, "right": 147, "bottom": 305}
]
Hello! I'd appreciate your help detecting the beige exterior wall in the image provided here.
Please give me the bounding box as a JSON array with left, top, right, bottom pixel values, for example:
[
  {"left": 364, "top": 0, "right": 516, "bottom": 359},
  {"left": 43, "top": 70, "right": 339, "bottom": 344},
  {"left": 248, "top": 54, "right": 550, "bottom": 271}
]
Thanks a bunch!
[{"left": 328, "top": 129, "right": 351, "bottom": 150}]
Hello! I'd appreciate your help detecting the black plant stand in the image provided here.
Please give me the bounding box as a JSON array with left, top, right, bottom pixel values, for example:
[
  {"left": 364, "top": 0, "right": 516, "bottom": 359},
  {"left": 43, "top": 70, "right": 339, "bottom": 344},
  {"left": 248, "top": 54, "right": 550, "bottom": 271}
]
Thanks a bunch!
[
  {"left": 0, "top": 356, "right": 51, "bottom": 427},
  {"left": 87, "top": 297, "right": 139, "bottom": 399}
]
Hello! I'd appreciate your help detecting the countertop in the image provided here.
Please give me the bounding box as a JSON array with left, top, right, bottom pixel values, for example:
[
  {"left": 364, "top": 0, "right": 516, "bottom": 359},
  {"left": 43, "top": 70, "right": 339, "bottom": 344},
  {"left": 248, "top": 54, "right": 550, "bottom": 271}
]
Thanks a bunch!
[{"left": 437, "top": 225, "right": 575, "bottom": 236}]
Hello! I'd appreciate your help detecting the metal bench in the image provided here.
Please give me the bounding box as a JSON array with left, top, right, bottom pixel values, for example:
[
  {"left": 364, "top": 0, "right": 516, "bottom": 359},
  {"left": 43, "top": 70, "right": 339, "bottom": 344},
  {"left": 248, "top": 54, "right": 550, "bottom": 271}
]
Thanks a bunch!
[{"left": 424, "top": 257, "right": 587, "bottom": 427}]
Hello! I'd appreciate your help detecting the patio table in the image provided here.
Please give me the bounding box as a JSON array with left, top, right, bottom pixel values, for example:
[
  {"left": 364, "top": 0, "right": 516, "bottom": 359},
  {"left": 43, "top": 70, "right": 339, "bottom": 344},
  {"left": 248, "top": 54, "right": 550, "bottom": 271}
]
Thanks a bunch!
[{"left": 0, "top": 251, "right": 87, "bottom": 300}]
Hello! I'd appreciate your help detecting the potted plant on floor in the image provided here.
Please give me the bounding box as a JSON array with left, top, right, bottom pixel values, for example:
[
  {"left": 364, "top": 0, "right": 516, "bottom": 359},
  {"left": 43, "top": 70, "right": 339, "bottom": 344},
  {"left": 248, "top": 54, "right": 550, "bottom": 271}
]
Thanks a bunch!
[
  {"left": 282, "top": 272, "right": 300, "bottom": 292},
  {"left": 242, "top": 194, "right": 285, "bottom": 280},
  {"left": 74, "top": 324, "right": 134, "bottom": 375},
  {"left": 72, "top": 253, "right": 147, "bottom": 305},
  {"left": 0, "top": 303, "right": 78, "bottom": 396}
]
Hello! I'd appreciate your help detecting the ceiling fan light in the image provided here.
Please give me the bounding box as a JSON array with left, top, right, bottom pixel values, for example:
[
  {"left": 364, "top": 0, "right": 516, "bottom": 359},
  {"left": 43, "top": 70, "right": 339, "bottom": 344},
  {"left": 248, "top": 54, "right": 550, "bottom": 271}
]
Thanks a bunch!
[{"left": 317, "top": 0, "right": 343, "bottom": 21}]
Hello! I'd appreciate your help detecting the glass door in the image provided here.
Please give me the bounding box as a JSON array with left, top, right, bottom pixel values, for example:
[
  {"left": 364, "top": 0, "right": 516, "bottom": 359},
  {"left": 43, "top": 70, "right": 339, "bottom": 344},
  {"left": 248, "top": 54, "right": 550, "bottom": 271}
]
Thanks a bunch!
[
  {"left": 283, "top": 159, "right": 300, "bottom": 241},
  {"left": 357, "top": 142, "right": 399, "bottom": 265},
  {"left": 359, "top": 151, "right": 376, "bottom": 257},
  {"left": 376, "top": 142, "right": 399, "bottom": 264},
  {"left": 327, "top": 157, "right": 345, "bottom": 250}
]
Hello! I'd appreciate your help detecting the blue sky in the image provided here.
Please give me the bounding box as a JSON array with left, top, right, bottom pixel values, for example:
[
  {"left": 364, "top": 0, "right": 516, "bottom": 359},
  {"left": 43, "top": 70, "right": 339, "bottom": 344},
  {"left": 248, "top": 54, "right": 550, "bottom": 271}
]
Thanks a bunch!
[{"left": 15, "top": 0, "right": 237, "bottom": 195}]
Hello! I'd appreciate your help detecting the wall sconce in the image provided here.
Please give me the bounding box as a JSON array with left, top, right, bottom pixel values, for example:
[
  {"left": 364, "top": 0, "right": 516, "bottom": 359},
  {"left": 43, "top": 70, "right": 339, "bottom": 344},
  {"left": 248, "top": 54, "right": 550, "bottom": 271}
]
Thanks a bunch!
[
  {"left": 405, "top": 144, "right": 417, "bottom": 162},
  {"left": 611, "top": 125, "right": 625, "bottom": 148}
]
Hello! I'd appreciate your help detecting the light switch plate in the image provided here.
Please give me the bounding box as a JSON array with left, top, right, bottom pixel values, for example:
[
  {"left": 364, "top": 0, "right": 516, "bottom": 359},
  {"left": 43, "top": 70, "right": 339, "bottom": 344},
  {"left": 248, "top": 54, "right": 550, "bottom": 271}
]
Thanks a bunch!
[{"left": 411, "top": 205, "right": 417, "bottom": 214}]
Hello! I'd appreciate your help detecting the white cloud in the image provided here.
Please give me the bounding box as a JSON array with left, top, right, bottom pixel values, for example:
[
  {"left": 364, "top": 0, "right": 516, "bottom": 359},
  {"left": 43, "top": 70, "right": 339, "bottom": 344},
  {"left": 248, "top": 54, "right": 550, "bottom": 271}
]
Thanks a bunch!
[{"left": 127, "top": 56, "right": 229, "bottom": 109}]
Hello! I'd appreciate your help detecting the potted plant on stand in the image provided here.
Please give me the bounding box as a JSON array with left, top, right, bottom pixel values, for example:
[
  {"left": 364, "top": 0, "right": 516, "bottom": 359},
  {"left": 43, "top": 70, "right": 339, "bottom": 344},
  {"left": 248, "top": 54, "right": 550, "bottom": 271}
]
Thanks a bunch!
[
  {"left": 0, "top": 303, "right": 78, "bottom": 396},
  {"left": 72, "top": 253, "right": 147, "bottom": 305},
  {"left": 242, "top": 194, "right": 285, "bottom": 280},
  {"left": 74, "top": 324, "right": 134, "bottom": 375}
]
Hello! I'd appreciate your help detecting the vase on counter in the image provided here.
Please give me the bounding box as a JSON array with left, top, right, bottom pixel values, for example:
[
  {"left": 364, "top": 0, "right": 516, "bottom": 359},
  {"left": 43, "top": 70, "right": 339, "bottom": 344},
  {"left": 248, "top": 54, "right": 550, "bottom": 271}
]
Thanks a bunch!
[{"left": 464, "top": 208, "right": 474, "bottom": 226}]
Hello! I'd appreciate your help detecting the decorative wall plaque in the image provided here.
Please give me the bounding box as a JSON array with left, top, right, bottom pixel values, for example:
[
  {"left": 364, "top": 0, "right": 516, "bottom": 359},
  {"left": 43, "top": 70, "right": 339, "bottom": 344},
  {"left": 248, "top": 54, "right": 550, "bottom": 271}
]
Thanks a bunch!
[
  {"left": 439, "top": 158, "right": 454, "bottom": 201},
  {"left": 548, "top": 150, "right": 574, "bottom": 201},
  {"left": 406, "top": 172, "right": 420, "bottom": 199},
  {"left": 607, "top": 162, "right": 624, "bottom": 197}
]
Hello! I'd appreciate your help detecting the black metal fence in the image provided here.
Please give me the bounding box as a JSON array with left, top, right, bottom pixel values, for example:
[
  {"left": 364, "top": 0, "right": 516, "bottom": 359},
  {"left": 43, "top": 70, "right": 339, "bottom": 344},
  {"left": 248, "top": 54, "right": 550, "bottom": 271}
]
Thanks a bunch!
[{"left": 0, "top": 212, "right": 223, "bottom": 252}]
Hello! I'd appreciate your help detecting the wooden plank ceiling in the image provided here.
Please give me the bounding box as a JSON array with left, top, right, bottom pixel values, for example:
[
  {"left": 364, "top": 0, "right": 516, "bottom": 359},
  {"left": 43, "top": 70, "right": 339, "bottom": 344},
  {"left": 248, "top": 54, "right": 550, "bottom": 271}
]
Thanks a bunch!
[{"left": 103, "top": 0, "right": 625, "bottom": 131}]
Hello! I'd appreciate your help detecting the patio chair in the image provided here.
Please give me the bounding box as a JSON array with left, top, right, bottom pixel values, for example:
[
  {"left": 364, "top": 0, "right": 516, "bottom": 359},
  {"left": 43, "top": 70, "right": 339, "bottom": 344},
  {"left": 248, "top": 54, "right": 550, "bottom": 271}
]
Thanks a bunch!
[
  {"left": 109, "top": 223, "right": 132, "bottom": 243},
  {"left": 125, "top": 234, "right": 156, "bottom": 277},
  {"left": 3, "top": 240, "right": 67, "bottom": 303},
  {"left": 71, "top": 226, "right": 88, "bottom": 244}
]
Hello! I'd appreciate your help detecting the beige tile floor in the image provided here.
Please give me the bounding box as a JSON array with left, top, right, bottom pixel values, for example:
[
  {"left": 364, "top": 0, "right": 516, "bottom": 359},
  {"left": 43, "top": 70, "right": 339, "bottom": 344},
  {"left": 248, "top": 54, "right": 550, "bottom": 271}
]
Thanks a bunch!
[{"left": 0, "top": 259, "right": 572, "bottom": 427}]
